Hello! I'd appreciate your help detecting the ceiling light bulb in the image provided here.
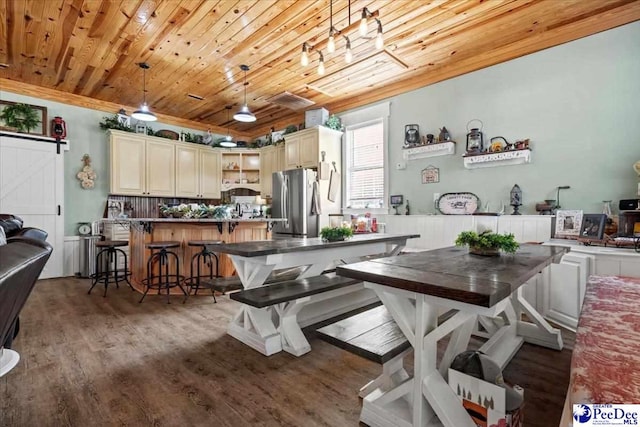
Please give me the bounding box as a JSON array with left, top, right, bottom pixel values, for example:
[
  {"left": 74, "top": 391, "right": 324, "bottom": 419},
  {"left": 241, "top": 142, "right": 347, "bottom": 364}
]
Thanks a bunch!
[
  {"left": 375, "top": 32, "right": 383, "bottom": 50},
  {"left": 327, "top": 34, "right": 335, "bottom": 53},
  {"left": 301, "top": 43, "right": 309, "bottom": 66},
  {"left": 318, "top": 59, "right": 325, "bottom": 75},
  {"left": 360, "top": 9, "right": 368, "bottom": 37},
  {"left": 345, "top": 38, "right": 352, "bottom": 63}
]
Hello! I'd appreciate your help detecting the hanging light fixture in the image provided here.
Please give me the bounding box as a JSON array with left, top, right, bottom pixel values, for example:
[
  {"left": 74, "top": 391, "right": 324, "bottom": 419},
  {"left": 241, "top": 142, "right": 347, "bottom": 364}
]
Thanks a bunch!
[
  {"left": 344, "top": 36, "right": 353, "bottom": 63},
  {"left": 233, "top": 64, "right": 256, "bottom": 123},
  {"left": 220, "top": 106, "right": 237, "bottom": 148},
  {"left": 375, "top": 19, "right": 384, "bottom": 50},
  {"left": 317, "top": 51, "right": 325, "bottom": 75},
  {"left": 131, "top": 62, "right": 157, "bottom": 122},
  {"left": 299, "top": 1, "right": 382, "bottom": 68}
]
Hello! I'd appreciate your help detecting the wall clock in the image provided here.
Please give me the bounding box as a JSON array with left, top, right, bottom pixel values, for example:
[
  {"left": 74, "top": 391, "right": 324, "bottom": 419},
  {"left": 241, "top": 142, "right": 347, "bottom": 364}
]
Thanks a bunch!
[{"left": 78, "top": 222, "right": 92, "bottom": 235}]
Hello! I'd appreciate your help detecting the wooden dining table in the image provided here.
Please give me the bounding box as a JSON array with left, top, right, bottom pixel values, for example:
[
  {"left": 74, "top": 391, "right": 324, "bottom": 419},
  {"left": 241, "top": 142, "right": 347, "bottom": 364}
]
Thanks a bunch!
[
  {"left": 214, "top": 233, "right": 419, "bottom": 356},
  {"left": 336, "top": 243, "right": 568, "bottom": 427}
]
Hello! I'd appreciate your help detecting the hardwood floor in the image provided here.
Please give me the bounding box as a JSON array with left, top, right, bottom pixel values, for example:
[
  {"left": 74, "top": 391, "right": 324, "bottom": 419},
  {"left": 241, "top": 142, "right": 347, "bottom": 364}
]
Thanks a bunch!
[{"left": 1, "top": 277, "right": 574, "bottom": 427}]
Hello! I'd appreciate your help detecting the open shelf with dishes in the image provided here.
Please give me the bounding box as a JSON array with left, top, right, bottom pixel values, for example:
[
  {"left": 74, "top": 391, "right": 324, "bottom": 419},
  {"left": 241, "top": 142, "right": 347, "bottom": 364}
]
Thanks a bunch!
[{"left": 221, "top": 150, "right": 261, "bottom": 191}]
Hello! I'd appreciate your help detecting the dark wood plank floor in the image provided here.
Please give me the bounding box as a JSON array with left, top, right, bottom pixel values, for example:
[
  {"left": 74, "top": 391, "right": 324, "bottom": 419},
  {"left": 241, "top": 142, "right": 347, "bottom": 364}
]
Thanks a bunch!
[{"left": 1, "top": 277, "right": 574, "bottom": 427}]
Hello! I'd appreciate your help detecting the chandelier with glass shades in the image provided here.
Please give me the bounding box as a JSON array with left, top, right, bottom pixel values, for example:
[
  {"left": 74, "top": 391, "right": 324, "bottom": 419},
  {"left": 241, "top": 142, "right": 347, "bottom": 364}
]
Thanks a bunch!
[{"left": 300, "top": 1, "right": 383, "bottom": 76}]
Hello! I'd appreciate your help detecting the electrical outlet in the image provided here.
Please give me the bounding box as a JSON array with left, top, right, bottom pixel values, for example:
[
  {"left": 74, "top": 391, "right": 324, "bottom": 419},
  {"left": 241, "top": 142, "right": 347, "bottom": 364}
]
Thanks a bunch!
[
  {"left": 433, "top": 193, "right": 440, "bottom": 202},
  {"left": 396, "top": 161, "right": 407, "bottom": 170}
]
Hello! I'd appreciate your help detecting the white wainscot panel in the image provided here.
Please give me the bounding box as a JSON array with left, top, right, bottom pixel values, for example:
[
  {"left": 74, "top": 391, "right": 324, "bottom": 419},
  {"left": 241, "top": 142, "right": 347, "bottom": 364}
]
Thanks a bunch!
[
  {"left": 544, "top": 252, "right": 592, "bottom": 331},
  {"left": 497, "top": 215, "right": 552, "bottom": 243},
  {"left": 63, "top": 236, "right": 80, "bottom": 277}
]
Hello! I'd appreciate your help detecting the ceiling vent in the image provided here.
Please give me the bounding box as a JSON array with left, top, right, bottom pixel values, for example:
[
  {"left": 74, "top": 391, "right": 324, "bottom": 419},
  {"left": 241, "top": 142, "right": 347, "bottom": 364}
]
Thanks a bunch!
[
  {"left": 187, "top": 93, "right": 204, "bottom": 100},
  {"left": 266, "top": 91, "right": 315, "bottom": 111}
]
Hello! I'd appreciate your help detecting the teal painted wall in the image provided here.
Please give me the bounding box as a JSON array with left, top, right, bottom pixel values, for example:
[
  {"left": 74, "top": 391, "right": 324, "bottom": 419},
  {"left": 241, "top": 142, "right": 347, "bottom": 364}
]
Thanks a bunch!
[
  {"left": 377, "top": 21, "right": 640, "bottom": 215},
  {"left": 0, "top": 92, "right": 223, "bottom": 234}
]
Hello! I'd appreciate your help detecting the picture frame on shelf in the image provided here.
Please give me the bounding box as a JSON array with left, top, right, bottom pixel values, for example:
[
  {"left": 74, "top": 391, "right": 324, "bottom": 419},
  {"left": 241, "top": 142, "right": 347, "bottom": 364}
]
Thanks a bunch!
[
  {"left": 580, "top": 213, "right": 607, "bottom": 240},
  {"left": 0, "top": 100, "right": 48, "bottom": 136},
  {"left": 555, "top": 209, "right": 583, "bottom": 238}
]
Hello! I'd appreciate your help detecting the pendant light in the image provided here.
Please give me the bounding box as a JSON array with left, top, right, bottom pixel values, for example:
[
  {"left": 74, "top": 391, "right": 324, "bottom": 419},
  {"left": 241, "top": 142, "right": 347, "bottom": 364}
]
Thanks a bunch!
[
  {"left": 375, "top": 19, "right": 384, "bottom": 50},
  {"left": 317, "top": 51, "right": 325, "bottom": 75},
  {"left": 131, "top": 62, "right": 157, "bottom": 122},
  {"left": 220, "top": 106, "right": 237, "bottom": 148},
  {"left": 233, "top": 65, "right": 256, "bottom": 123}
]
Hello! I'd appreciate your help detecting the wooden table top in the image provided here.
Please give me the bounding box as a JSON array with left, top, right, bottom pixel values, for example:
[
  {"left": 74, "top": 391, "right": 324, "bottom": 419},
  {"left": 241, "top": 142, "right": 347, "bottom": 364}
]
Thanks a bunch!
[
  {"left": 336, "top": 244, "right": 568, "bottom": 308},
  {"left": 214, "top": 233, "right": 420, "bottom": 257}
]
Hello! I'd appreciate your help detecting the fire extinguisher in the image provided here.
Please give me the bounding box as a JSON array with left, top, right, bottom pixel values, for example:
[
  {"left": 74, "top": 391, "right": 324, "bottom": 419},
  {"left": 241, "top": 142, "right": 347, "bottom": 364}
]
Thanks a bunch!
[{"left": 51, "top": 116, "right": 67, "bottom": 139}]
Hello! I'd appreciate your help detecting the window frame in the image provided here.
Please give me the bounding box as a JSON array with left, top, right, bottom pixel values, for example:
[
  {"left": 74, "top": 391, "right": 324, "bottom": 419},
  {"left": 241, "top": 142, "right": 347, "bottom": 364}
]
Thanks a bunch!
[{"left": 341, "top": 103, "right": 389, "bottom": 215}]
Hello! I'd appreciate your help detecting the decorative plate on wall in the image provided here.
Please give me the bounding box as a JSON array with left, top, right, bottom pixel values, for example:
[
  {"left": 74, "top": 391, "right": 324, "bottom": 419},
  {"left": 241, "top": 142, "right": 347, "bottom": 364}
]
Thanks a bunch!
[
  {"left": 155, "top": 129, "right": 179, "bottom": 140},
  {"left": 436, "top": 192, "right": 480, "bottom": 215}
]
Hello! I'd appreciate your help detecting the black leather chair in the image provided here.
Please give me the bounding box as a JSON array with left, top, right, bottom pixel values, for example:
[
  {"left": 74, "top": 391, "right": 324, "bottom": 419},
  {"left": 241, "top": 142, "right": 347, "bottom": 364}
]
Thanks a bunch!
[
  {"left": 0, "top": 214, "right": 48, "bottom": 241},
  {"left": 0, "top": 237, "right": 52, "bottom": 377}
]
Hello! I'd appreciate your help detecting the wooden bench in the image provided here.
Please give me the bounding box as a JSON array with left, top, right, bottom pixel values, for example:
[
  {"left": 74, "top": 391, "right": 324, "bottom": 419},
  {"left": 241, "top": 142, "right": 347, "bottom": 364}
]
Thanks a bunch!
[
  {"left": 230, "top": 272, "right": 363, "bottom": 356},
  {"left": 315, "top": 305, "right": 411, "bottom": 398},
  {"left": 316, "top": 305, "right": 459, "bottom": 399},
  {"left": 230, "top": 273, "right": 359, "bottom": 308}
]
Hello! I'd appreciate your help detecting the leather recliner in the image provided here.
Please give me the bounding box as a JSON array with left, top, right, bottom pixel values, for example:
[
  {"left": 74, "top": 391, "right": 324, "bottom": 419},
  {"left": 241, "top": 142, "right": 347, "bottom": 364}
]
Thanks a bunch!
[
  {"left": 0, "top": 214, "right": 49, "bottom": 241},
  {"left": 0, "top": 237, "right": 53, "bottom": 376}
]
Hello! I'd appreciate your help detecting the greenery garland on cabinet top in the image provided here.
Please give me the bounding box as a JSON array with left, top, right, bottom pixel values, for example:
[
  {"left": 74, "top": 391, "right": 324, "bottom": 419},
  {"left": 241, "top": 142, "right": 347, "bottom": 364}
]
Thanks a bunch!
[
  {"left": 99, "top": 114, "right": 214, "bottom": 144},
  {"left": 0, "top": 103, "right": 41, "bottom": 133},
  {"left": 455, "top": 230, "right": 519, "bottom": 254}
]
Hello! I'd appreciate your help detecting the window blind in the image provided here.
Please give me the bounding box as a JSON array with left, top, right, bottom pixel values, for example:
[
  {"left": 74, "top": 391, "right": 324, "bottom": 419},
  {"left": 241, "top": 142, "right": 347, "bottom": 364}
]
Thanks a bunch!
[{"left": 347, "top": 120, "right": 384, "bottom": 209}]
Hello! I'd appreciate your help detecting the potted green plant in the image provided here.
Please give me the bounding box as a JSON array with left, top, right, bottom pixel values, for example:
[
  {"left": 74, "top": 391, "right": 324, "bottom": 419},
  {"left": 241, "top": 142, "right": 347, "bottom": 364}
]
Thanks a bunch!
[
  {"left": 455, "top": 230, "right": 519, "bottom": 256},
  {"left": 320, "top": 225, "right": 353, "bottom": 242},
  {"left": 324, "top": 114, "right": 342, "bottom": 131},
  {"left": 0, "top": 103, "right": 41, "bottom": 133}
]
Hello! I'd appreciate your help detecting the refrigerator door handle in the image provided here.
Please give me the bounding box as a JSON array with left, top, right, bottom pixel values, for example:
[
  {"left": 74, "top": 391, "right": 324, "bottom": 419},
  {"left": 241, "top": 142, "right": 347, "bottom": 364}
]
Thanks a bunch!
[{"left": 283, "top": 174, "right": 289, "bottom": 227}]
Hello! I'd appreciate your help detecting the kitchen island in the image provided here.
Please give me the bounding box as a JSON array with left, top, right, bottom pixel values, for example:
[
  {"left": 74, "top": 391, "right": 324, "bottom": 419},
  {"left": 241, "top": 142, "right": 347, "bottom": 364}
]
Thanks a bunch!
[{"left": 125, "top": 218, "right": 285, "bottom": 294}]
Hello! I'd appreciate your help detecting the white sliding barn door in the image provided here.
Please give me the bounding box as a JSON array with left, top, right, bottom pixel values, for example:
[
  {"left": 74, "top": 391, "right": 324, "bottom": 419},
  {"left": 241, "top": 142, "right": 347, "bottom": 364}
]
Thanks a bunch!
[{"left": 0, "top": 136, "right": 65, "bottom": 278}]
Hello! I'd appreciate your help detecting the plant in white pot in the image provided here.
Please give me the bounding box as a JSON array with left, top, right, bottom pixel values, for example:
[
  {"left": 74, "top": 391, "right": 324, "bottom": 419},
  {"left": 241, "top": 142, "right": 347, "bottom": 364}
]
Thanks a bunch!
[{"left": 455, "top": 230, "right": 519, "bottom": 256}]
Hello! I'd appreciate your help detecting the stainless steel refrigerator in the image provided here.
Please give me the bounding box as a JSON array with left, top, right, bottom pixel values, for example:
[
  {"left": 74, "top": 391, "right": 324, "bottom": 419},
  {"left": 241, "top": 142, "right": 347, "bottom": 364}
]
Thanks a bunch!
[{"left": 272, "top": 169, "right": 319, "bottom": 237}]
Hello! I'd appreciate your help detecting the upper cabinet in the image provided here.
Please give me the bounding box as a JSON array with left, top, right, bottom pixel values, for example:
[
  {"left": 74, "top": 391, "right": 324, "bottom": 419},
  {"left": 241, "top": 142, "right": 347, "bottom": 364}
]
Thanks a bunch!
[
  {"left": 220, "top": 150, "right": 261, "bottom": 192},
  {"left": 110, "top": 131, "right": 175, "bottom": 196},
  {"left": 175, "top": 143, "right": 221, "bottom": 199},
  {"left": 260, "top": 144, "right": 286, "bottom": 198},
  {"left": 284, "top": 126, "right": 342, "bottom": 170}
]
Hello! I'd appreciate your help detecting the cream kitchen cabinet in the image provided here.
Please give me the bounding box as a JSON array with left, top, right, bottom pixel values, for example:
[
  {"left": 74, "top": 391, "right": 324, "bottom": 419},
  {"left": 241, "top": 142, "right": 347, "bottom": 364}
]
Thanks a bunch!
[
  {"left": 110, "top": 130, "right": 175, "bottom": 196},
  {"left": 284, "top": 126, "right": 342, "bottom": 170},
  {"left": 175, "top": 143, "right": 221, "bottom": 199},
  {"left": 260, "top": 144, "right": 285, "bottom": 197}
]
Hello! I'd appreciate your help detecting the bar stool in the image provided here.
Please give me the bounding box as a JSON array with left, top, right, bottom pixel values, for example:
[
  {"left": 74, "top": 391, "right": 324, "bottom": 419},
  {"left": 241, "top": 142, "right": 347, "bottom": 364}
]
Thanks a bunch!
[
  {"left": 88, "top": 240, "right": 133, "bottom": 297},
  {"left": 185, "top": 240, "right": 223, "bottom": 302},
  {"left": 140, "top": 241, "right": 188, "bottom": 304}
]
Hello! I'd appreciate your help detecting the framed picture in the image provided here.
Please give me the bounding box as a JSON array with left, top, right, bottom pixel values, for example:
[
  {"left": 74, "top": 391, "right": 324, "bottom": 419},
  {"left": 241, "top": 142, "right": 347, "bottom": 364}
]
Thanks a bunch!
[
  {"left": 0, "top": 100, "right": 48, "bottom": 136},
  {"left": 580, "top": 213, "right": 607, "bottom": 240},
  {"left": 555, "top": 209, "right": 583, "bottom": 238},
  {"left": 421, "top": 165, "right": 440, "bottom": 184}
]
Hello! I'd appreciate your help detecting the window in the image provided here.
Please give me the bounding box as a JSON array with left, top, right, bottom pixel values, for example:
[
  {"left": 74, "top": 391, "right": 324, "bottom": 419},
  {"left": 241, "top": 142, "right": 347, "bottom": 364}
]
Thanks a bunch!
[{"left": 345, "top": 119, "right": 386, "bottom": 210}]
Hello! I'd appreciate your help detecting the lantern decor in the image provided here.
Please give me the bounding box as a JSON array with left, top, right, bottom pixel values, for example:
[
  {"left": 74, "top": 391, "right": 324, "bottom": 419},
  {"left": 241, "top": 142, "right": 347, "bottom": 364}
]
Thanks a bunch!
[
  {"left": 510, "top": 184, "right": 522, "bottom": 215},
  {"left": 51, "top": 116, "right": 67, "bottom": 139},
  {"left": 465, "top": 119, "right": 484, "bottom": 154},
  {"left": 76, "top": 154, "right": 97, "bottom": 189}
]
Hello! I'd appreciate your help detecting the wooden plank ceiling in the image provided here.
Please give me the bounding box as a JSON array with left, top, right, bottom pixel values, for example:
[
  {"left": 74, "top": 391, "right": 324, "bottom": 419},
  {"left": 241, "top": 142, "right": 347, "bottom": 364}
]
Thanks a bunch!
[{"left": 1, "top": 0, "right": 639, "bottom": 139}]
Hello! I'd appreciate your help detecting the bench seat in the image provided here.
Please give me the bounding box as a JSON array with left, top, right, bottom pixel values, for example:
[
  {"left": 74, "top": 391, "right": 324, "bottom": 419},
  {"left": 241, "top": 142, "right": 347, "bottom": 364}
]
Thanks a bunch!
[
  {"left": 316, "top": 305, "right": 410, "bottom": 364},
  {"left": 230, "top": 273, "right": 360, "bottom": 308}
]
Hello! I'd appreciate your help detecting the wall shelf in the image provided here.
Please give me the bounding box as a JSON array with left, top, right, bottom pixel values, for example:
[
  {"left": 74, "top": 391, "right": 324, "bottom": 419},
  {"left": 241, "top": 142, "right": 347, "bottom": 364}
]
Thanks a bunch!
[
  {"left": 463, "top": 149, "right": 531, "bottom": 169},
  {"left": 402, "top": 141, "right": 455, "bottom": 160}
]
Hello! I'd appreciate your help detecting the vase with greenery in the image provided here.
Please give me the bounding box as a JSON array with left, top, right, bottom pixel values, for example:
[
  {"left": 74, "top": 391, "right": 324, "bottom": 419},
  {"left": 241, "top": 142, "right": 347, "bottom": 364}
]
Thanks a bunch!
[
  {"left": 0, "top": 103, "right": 41, "bottom": 133},
  {"left": 455, "top": 230, "right": 519, "bottom": 256},
  {"left": 320, "top": 225, "right": 353, "bottom": 242},
  {"left": 99, "top": 114, "right": 135, "bottom": 132}
]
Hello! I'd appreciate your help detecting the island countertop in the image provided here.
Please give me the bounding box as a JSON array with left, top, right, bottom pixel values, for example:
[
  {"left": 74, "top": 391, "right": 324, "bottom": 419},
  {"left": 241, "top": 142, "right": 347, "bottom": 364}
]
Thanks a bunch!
[{"left": 105, "top": 217, "right": 287, "bottom": 223}]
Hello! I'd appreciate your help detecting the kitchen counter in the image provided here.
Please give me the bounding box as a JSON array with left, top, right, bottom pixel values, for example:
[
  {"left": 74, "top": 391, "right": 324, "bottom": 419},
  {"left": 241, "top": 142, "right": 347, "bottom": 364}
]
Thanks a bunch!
[{"left": 124, "top": 218, "right": 279, "bottom": 295}]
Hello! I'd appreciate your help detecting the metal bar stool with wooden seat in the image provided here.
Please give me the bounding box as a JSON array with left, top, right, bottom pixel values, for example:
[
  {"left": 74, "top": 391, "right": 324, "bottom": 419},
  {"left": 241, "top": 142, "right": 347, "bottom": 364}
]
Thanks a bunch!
[
  {"left": 140, "top": 241, "right": 188, "bottom": 304},
  {"left": 184, "top": 240, "right": 223, "bottom": 302},
  {"left": 88, "top": 240, "right": 133, "bottom": 297}
]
